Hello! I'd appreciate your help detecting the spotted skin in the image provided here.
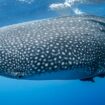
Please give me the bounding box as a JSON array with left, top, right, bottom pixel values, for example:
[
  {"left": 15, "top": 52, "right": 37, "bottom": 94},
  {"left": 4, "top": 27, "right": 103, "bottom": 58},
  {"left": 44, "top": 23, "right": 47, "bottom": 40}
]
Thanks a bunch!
[{"left": 0, "top": 15, "right": 105, "bottom": 80}]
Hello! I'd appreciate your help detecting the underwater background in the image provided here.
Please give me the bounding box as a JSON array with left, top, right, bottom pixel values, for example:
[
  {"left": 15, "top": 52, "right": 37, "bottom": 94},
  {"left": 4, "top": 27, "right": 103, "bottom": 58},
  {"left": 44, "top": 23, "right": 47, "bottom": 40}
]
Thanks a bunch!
[{"left": 0, "top": 0, "right": 105, "bottom": 105}]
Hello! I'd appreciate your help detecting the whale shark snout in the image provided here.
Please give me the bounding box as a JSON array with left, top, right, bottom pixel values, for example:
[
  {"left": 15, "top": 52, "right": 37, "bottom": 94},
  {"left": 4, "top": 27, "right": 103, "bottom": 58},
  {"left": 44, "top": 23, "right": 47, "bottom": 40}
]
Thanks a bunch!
[{"left": 0, "top": 15, "right": 105, "bottom": 81}]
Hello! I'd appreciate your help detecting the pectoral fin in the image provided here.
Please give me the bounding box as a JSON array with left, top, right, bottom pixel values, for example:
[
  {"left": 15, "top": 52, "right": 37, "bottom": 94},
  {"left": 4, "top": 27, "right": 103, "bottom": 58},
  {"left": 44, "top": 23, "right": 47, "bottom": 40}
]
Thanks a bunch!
[{"left": 80, "top": 77, "right": 95, "bottom": 82}]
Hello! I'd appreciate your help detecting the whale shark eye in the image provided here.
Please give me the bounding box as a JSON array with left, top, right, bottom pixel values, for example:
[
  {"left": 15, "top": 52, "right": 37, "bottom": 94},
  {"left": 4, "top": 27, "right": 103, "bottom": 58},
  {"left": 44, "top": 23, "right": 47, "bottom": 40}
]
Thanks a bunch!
[
  {"left": 11, "top": 71, "right": 25, "bottom": 79},
  {"left": 18, "top": 75, "right": 23, "bottom": 79}
]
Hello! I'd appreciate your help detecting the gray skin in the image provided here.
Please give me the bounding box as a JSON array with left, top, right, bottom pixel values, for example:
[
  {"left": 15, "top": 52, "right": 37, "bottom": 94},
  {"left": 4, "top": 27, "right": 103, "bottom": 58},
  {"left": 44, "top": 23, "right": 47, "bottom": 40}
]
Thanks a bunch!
[{"left": 0, "top": 15, "right": 105, "bottom": 81}]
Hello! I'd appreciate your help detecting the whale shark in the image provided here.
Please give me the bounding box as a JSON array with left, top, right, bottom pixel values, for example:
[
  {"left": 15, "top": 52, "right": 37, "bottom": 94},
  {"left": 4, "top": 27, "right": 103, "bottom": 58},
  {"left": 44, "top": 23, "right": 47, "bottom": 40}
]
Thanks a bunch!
[{"left": 0, "top": 15, "right": 105, "bottom": 81}]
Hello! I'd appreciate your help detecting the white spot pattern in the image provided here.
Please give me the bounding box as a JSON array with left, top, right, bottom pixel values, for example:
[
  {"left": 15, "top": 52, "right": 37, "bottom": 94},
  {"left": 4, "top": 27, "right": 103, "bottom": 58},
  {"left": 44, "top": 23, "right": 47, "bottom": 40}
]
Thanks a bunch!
[{"left": 0, "top": 15, "right": 105, "bottom": 79}]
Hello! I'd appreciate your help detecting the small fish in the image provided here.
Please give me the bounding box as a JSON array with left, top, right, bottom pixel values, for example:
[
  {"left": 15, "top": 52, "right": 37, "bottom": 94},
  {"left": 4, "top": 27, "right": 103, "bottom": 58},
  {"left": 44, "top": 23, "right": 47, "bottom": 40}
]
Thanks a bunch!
[{"left": 0, "top": 15, "right": 105, "bottom": 81}]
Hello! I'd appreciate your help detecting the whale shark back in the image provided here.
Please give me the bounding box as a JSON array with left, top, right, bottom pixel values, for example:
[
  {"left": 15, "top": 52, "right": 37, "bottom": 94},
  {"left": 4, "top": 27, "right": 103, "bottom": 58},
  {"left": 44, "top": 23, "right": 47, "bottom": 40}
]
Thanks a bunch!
[{"left": 0, "top": 15, "right": 105, "bottom": 81}]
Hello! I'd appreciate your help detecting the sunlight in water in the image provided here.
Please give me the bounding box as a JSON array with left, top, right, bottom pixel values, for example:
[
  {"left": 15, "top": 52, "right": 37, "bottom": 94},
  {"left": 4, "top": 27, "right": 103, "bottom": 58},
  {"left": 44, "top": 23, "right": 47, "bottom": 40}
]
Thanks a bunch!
[
  {"left": 49, "top": 0, "right": 84, "bottom": 15},
  {"left": 49, "top": 0, "right": 105, "bottom": 16},
  {"left": 17, "top": 0, "right": 34, "bottom": 4}
]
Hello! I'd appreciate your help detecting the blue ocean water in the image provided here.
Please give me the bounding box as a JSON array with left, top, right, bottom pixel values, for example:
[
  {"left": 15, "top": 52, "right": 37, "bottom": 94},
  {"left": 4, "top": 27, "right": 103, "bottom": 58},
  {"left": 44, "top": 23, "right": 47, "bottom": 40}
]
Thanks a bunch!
[{"left": 0, "top": 0, "right": 105, "bottom": 105}]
